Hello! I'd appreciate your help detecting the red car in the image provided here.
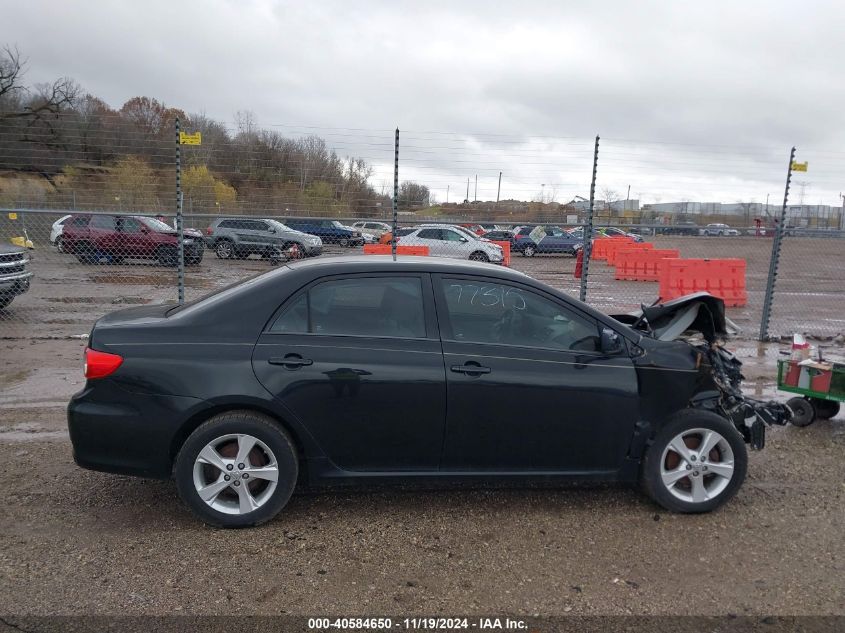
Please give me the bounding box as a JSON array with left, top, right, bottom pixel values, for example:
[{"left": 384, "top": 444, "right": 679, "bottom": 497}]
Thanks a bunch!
[
  {"left": 458, "top": 223, "right": 486, "bottom": 236},
  {"left": 61, "top": 214, "right": 204, "bottom": 266}
]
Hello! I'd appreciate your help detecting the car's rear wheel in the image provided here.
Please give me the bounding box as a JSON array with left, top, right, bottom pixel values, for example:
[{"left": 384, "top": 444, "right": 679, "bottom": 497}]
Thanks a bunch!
[
  {"left": 642, "top": 409, "right": 747, "bottom": 513},
  {"left": 215, "top": 239, "right": 234, "bottom": 259},
  {"left": 175, "top": 412, "right": 298, "bottom": 528},
  {"left": 339, "top": 237, "right": 350, "bottom": 247},
  {"left": 787, "top": 396, "right": 816, "bottom": 426},
  {"left": 55, "top": 235, "right": 65, "bottom": 253},
  {"left": 0, "top": 294, "right": 12, "bottom": 310},
  {"left": 469, "top": 251, "right": 489, "bottom": 262},
  {"left": 75, "top": 241, "right": 98, "bottom": 264},
  {"left": 523, "top": 245, "right": 536, "bottom": 257},
  {"left": 157, "top": 245, "right": 178, "bottom": 267}
]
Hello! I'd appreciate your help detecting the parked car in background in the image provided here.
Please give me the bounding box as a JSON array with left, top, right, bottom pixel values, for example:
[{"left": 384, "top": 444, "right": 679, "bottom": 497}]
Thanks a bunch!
[
  {"left": 398, "top": 225, "right": 504, "bottom": 262},
  {"left": 352, "top": 221, "right": 391, "bottom": 239},
  {"left": 0, "top": 243, "right": 33, "bottom": 309},
  {"left": 512, "top": 225, "right": 581, "bottom": 257},
  {"left": 600, "top": 227, "right": 645, "bottom": 242},
  {"left": 68, "top": 258, "right": 788, "bottom": 527},
  {"left": 284, "top": 218, "right": 363, "bottom": 246},
  {"left": 458, "top": 223, "right": 486, "bottom": 235},
  {"left": 50, "top": 214, "right": 72, "bottom": 252},
  {"left": 480, "top": 229, "right": 516, "bottom": 243},
  {"left": 378, "top": 227, "right": 416, "bottom": 244},
  {"left": 703, "top": 223, "right": 740, "bottom": 236},
  {"left": 661, "top": 221, "right": 699, "bottom": 236},
  {"left": 566, "top": 227, "right": 602, "bottom": 241},
  {"left": 206, "top": 218, "right": 322, "bottom": 259},
  {"left": 61, "top": 214, "right": 205, "bottom": 266}
]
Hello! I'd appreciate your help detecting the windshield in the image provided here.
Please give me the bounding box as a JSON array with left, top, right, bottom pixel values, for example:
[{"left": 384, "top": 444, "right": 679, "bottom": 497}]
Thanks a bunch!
[
  {"left": 139, "top": 217, "right": 174, "bottom": 232},
  {"left": 451, "top": 226, "right": 479, "bottom": 239},
  {"left": 331, "top": 221, "right": 348, "bottom": 228}
]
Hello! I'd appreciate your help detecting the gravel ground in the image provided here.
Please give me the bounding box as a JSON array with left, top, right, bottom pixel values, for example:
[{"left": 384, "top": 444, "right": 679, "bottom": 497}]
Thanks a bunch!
[
  {"left": 0, "top": 337, "right": 843, "bottom": 616},
  {"left": 0, "top": 235, "right": 843, "bottom": 616}
]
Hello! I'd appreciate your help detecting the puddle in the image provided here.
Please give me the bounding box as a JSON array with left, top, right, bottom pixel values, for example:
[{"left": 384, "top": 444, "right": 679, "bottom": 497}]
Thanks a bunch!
[{"left": 0, "top": 368, "right": 34, "bottom": 386}]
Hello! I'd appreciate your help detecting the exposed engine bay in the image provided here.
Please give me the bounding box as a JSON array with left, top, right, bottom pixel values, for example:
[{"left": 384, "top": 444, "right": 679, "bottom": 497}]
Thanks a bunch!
[{"left": 613, "top": 292, "right": 792, "bottom": 449}]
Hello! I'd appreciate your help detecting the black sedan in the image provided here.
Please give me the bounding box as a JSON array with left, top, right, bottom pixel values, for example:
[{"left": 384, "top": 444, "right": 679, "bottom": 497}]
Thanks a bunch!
[{"left": 68, "top": 256, "right": 788, "bottom": 527}]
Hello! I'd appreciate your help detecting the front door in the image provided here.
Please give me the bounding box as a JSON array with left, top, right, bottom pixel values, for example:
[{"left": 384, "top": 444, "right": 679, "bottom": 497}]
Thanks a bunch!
[
  {"left": 252, "top": 273, "right": 447, "bottom": 471},
  {"left": 433, "top": 274, "right": 639, "bottom": 473}
]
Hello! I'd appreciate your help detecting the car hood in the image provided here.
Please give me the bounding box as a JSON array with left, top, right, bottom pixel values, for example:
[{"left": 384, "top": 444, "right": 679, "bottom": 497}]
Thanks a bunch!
[
  {"left": 157, "top": 228, "right": 203, "bottom": 238},
  {"left": 0, "top": 243, "right": 26, "bottom": 255},
  {"left": 610, "top": 292, "right": 731, "bottom": 343}
]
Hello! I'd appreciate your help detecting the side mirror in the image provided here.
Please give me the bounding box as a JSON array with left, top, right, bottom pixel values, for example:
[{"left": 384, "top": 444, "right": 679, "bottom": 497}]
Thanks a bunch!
[
  {"left": 459, "top": 237, "right": 468, "bottom": 243},
  {"left": 268, "top": 228, "right": 276, "bottom": 234},
  {"left": 600, "top": 328, "right": 624, "bottom": 354}
]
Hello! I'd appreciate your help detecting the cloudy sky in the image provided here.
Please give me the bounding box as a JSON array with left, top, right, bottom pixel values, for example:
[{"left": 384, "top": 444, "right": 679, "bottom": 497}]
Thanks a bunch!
[{"left": 4, "top": 0, "right": 845, "bottom": 206}]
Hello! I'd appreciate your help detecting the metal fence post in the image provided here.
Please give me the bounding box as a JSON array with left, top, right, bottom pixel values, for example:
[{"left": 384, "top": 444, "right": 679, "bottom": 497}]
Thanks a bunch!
[
  {"left": 759, "top": 146, "right": 795, "bottom": 341},
  {"left": 175, "top": 118, "right": 185, "bottom": 303},
  {"left": 579, "top": 135, "right": 600, "bottom": 303},
  {"left": 392, "top": 127, "right": 399, "bottom": 260}
]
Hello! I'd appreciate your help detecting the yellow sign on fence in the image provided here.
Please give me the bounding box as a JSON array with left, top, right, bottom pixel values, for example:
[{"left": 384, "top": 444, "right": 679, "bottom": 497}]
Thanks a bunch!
[
  {"left": 8, "top": 212, "right": 17, "bottom": 220},
  {"left": 179, "top": 131, "right": 202, "bottom": 145},
  {"left": 791, "top": 161, "right": 808, "bottom": 172}
]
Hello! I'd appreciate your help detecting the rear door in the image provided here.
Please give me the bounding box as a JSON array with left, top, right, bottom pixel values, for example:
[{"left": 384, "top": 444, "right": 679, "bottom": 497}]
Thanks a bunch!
[
  {"left": 252, "top": 273, "right": 447, "bottom": 471},
  {"left": 116, "top": 216, "right": 150, "bottom": 257},
  {"left": 89, "top": 215, "right": 118, "bottom": 252}
]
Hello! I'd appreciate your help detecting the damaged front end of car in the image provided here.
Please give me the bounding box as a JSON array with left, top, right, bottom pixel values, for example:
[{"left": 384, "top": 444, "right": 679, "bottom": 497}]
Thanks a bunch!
[{"left": 613, "top": 292, "right": 792, "bottom": 449}]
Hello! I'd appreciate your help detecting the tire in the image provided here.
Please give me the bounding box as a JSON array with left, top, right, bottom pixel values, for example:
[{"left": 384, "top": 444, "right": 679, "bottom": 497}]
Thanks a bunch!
[
  {"left": 641, "top": 409, "right": 747, "bottom": 513},
  {"left": 469, "top": 251, "right": 489, "bottom": 262},
  {"left": 788, "top": 397, "right": 816, "bottom": 426},
  {"left": 157, "top": 245, "right": 178, "bottom": 267},
  {"left": 55, "top": 236, "right": 65, "bottom": 253},
  {"left": 175, "top": 411, "right": 299, "bottom": 528},
  {"left": 810, "top": 398, "right": 840, "bottom": 420},
  {"left": 215, "top": 239, "right": 235, "bottom": 259},
  {"left": 0, "top": 294, "right": 12, "bottom": 310},
  {"left": 339, "top": 237, "right": 350, "bottom": 247},
  {"left": 523, "top": 245, "right": 536, "bottom": 257},
  {"left": 186, "top": 253, "right": 204, "bottom": 266},
  {"left": 75, "top": 241, "right": 98, "bottom": 264}
]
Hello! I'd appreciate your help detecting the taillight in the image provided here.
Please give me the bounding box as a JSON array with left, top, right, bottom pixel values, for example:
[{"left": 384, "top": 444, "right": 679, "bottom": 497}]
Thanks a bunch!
[
  {"left": 84, "top": 348, "right": 123, "bottom": 380},
  {"left": 205, "top": 226, "right": 213, "bottom": 235}
]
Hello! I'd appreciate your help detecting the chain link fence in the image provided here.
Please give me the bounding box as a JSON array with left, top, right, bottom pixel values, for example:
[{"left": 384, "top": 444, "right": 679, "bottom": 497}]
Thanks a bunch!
[{"left": 1, "top": 113, "right": 843, "bottom": 342}]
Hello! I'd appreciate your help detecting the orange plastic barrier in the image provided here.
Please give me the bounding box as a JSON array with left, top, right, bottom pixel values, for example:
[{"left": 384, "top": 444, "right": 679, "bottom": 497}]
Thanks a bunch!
[
  {"left": 591, "top": 236, "right": 633, "bottom": 261},
  {"left": 614, "top": 248, "right": 680, "bottom": 281},
  {"left": 362, "top": 244, "right": 430, "bottom": 256},
  {"left": 658, "top": 258, "right": 747, "bottom": 307},
  {"left": 605, "top": 241, "right": 653, "bottom": 266},
  {"left": 490, "top": 240, "right": 511, "bottom": 267}
]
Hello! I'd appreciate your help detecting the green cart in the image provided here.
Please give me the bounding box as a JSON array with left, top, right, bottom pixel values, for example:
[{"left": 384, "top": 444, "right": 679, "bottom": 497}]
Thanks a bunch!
[{"left": 777, "top": 358, "right": 844, "bottom": 426}]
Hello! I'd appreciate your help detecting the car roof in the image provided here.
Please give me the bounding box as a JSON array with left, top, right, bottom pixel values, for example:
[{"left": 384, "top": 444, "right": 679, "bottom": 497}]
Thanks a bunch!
[{"left": 285, "top": 255, "right": 530, "bottom": 279}]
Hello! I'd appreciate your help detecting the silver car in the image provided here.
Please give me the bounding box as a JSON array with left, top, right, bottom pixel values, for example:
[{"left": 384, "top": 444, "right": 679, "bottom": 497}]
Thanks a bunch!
[
  {"left": 352, "top": 221, "right": 391, "bottom": 239},
  {"left": 206, "top": 218, "right": 322, "bottom": 259},
  {"left": 398, "top": 225, "right": 504, "bottom": 263}
]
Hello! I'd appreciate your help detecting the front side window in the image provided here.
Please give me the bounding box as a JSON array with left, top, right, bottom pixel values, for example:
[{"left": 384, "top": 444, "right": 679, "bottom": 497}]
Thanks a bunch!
[
  {"left": 439, "top": 278, "right": 599, "bottom": 351},
  {"left": 119, "top": 217, "right": 143, "bottom": 233},
  {"left": 270, "top": 277, "right": 426, "bottom": 338},
  {"left": 416, "top": 229, "right": 442, "bottom": 240},
  {"left": 443, "top": 230, "right": 466, "bottom": 242}
]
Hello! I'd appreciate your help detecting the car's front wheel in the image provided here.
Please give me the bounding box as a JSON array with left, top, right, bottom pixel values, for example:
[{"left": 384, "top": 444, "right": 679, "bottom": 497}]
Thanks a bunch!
[
  {"left": 175, "top": 411, "right": 298, "bottom": 528},
  {"left": 642, "top": 410, "right": 747, "bottom": 513},
  {"left": 215, "top": 239, "right": 234, "bottom": 259},
  {"left": 523, "top": 245, "right": 536, "bottom": 257}
]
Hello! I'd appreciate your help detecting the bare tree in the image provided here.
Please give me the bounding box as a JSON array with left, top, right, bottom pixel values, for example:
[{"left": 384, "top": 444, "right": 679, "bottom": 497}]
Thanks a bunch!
[{"left": 0, "top": 46, "right": 79, "bottom": 118}]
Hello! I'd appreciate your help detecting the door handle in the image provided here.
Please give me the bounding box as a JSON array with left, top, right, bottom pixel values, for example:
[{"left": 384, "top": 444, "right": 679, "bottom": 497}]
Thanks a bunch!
[
  {"left": 450, "top": 363, "right": 491, "bottom": 375},
  {"left": 269, "top": 355, "right": 313, "bottom": 369}
]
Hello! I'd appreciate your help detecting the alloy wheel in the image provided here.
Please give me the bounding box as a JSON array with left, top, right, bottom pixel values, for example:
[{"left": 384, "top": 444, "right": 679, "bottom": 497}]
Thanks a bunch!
[
  {"left": 192, "top": 433, "right": 280, "bottom": 515},
  {"left": 215, "top": 240, "right": 234, "bottom": 259},
  {"left": 659, "top": 428, "right": 734, "bottom": 504}
]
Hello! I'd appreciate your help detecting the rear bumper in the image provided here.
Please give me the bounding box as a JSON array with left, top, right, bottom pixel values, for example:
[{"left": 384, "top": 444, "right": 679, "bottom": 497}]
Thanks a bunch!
[
  {"left": 300, "top": 243, "right": 323, "bottom": 256},
  {"left": 67, "top": 382, "right": 205, "bottom": 479}
]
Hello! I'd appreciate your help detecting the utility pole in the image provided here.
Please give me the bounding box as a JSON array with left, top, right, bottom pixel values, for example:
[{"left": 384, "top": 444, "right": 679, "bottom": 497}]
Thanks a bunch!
[
  {"left": 466, "top": 178, "right": 470, "bottom": 203},
  {"left": 446, "top": 185, "right": 449, "bottom": 204},
  {"left": 474, "top": 174, "right": 478, "bottom": 202},
  {"left": 496, "top": 171, "right": 502, "bottom": 204},
  {"left": 626, "top": 184, "right": 631, "bottom": 212}
]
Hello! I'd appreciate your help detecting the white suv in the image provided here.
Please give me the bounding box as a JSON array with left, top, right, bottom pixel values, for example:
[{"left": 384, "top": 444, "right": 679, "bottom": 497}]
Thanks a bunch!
[
  {"left": 398, "top": 225, "right": 504, "bottom": 263},
  {"left": 352, "top": 221, "right": 391, "bottom": 239},
  {"left": 704, "top": 223, "right": 740, "bottom": 236}
]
